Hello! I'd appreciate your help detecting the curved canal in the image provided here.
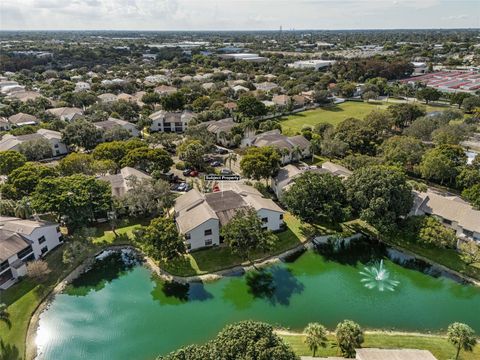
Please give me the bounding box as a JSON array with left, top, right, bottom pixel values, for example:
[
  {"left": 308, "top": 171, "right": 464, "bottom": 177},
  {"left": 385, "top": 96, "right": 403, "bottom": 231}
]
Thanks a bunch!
[{"left": 36, "top": 240, "right": 480, "bottom": 360}]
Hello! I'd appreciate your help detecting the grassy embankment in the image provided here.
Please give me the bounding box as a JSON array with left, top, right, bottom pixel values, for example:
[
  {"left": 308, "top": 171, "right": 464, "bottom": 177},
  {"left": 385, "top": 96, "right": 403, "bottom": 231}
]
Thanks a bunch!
[{"left": 280, "top": 331, "right": 480, "bottom": 360}]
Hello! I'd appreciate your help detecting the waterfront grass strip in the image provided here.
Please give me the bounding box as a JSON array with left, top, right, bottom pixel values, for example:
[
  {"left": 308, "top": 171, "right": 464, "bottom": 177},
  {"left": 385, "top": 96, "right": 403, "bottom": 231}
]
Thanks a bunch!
[{"left": 280, "top": 332, "right": 480, "bottom": 360}]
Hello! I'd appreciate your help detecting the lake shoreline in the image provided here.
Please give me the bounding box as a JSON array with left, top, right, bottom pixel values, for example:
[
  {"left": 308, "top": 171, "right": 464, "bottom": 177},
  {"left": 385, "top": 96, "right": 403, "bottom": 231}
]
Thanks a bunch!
[{"left": 25, "top": 237, "right": 479, "bottom": 360}]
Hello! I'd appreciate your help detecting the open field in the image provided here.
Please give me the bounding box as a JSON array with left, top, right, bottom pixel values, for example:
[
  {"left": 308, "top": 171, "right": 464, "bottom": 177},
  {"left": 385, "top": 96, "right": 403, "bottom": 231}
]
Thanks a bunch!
[
  {"left": 280, "top": 101, "right": 450, "bottom": 135},
  {"left": 280, "top": 332, "right": 480, "bottom": 360}
]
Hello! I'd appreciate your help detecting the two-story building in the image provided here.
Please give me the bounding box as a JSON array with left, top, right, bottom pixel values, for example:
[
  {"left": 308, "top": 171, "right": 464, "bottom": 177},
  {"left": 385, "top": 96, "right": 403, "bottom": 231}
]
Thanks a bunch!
[
  {"left": 94, "top": 117, "right": 140, "bottom": 138},
  {"left": 0, "top": 217, "right": 63, "bottom": 289},
  {"left": 411, "top": 189, "right": 480, "bottom": 244},
  {"left": 0, "top": 129, "right": 68, "bottom": 158},
  {"left": 149, "top": 110, "right": 194, "bottom": 133},
  {"left": 174, "top": 183, "right": 284, "bottom": 251}
]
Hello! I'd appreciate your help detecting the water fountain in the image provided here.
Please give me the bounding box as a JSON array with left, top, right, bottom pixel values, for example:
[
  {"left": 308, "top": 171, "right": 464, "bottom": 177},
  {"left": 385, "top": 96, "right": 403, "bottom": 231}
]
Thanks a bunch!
[{"left": 359, "top": 260, "right": 400, "bottom": 291}]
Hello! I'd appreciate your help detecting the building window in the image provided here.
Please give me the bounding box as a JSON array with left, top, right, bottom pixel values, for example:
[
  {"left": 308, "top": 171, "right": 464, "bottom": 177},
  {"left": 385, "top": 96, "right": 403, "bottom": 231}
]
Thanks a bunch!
[
  {"left": 18, "top": 245, "right": 33, "bottom": 259},
  {"left": 187, "top": 243, "right": 191, "bottom": 250},
  {"left": 0, "top": 260, "right": 9, "bottom": 272},
  {"left": 464, "top": 230, "right": 474, "bottom": 238},
  {"left": 204, "top": 229, "right": 212, "bottom": 236},
  {"left": 56, "top": 226, "right": 61, "bottom": 233},
  {"left": 279, "top": 214, "right": 284, "bottom": 220},
  {"left": 185, "top": 233, "right": 191, "bottom": 240},
  {"left": 54, "top": 144, "right": 59, "bottom": 148},
  {"left": 41, "top": 246, "right": 48, "bottom": 255},
  {"left": 205, "top": 239, "right": 212, "bottom": 246},
  {"left": 38, "top": 236, "right": 46, "bottom": 244},
  {"left": 443, "top": 218, "right": 452, "bottom": 225},
  {"left": 261, "top": 217, "right": 268, "bottom": 223}
]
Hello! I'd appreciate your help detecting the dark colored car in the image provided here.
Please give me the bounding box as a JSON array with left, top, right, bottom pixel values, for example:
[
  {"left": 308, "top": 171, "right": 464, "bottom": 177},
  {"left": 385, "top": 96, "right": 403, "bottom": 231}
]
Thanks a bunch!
[{"left": 211, "top": 161, "right": 222, "bottom": 167}]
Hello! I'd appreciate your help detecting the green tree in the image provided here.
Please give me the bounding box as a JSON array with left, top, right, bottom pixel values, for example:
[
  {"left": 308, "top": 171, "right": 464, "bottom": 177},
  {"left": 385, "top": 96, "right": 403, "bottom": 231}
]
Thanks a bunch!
[
  {"left": 31, "top": 174, "right": 112, "bottom": 228},
  {"left": 221, "top": 207, "right": 277, "bottom": 265},
  {"left": 282, "top": 172, "right": 347, "bottom": 223},
  {"left": 462, "top": 96, "right": 480, "bottom": 113},
  {"left": 237, "top": 94, "right": 267, "bottom": 118},
  {"left": 417, "top": 87, "right": 442, "bottom": 104},
  {"left": 418, "top": 145, "right": 466, "bottom": 186},
  {"left": 103, "top": 125, "right": 132, "bottom": 142},
  {"left": 456, "top": 166, "right": 480, "bottom": 190},
  {"left": 192, "top": 96, "right": 212, "bottom": 112},
  {"left": 335, "top": 320, "right": 364, "bottom": 358},
  {"left": 462, "top": 184, "right": 480, "bottom": 209},
  {"left": 121, "top": 147, "right": 173, "bottom": 173},
  {"left": 380, "top": 136, "right": 425, "bottom": 171},
  {"left": 345, "top": 166, "right": 413, "bottom": 231},
  {"left": 18, "top": 137, "right": 52, "bottom": 161},
  {"left": 58, "top": 153, "right": 95, "bottom": 175},
  {"left": 334, "top": 117, "right": 377, "bottom": 155},
  {"left": 133, "top": 216, "right": 185, "bottom": 261},
  {"left": 160, "top": 92, "right": 185, "bottom": 111},
  {"left": 6, "top": 162, "right": 57, "bottom": 198},
  {"left": 160, "top": 321, "right": 298, "bottom": 360},
  {"left": 121, "top": 177, "right": 173, "bottom": 216},
  {"left": 458, "top": 241, "right": 480, "bottom": 265},
  {"left": 388, "top": 103, "right": 425, "bottom": 128},
  {"left": 0, "top": 151, "right": 26, "bottom": 175},
  {"left": 62, "top": 119, "right": 103, "bottom": 150},
  {"left": 0, "top": 303, "right": 10, "bottom": 328},
  {"left": 177, "top": 140, "right": 206, "bottom": 170},
  {"left": 92, "top": 139, "right": 146, "bottom": 168},
  {"left": 240, "top": 146, "right": 281, "bottom": 183},
  {"left": 450, "top": 92, "right": 472, "bottom": 109},
  {"left": 447, "top": 322, "right": 477, "bottom": 360},
  {"left": 418, "top": 216, "right": 457, "bottom": 249},
  {"left": 304, "top": 322, "right": 328, "bottom": 357}
]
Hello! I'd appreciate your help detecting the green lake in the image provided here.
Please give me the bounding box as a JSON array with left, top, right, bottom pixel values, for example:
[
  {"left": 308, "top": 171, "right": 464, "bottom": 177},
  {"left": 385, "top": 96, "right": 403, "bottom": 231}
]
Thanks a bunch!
[{"left": 36, "top": 241, "right": 480, "bottom": 360}]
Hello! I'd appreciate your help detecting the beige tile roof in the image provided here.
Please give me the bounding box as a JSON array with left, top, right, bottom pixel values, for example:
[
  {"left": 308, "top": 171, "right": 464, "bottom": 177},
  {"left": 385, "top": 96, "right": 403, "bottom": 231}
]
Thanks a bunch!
[
  {"left": 356, "top": 348, "right": 437, "bottom": 360},
  {"left": 1, "top": 218, "right": 55, "bottom": 235},
  {"left": 176, "top": 202, "right": 218, "bottom": 233},
  {"left": 417, "top": 190, "right": 480, "bottom": 233},
  {"left": 0, "top": 232, "right": 30, "bottom": 262},
  {"left": 8, "top": 113, "right": 38, "bottom": 125}
]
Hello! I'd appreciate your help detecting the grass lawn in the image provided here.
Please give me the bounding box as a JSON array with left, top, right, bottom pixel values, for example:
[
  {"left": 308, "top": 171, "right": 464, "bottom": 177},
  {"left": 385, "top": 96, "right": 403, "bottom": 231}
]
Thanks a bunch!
[
  {"left": 280, "top": 332, "right": 480, "bottom": 360},
  {"left": 0, "top": 220, "right": 142, "bottom": 359},
  {"left": 280, "top": 101, "right": 449, "bottom": 135},
  {"left": 162, "top": 213, "right": 311, "bottom": 276}
]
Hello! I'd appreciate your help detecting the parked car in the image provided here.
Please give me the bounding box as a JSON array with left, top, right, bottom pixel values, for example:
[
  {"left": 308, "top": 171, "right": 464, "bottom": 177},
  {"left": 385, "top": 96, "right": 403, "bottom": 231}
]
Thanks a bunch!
[
  {"left": 177, "top": 182, "right": 190, "bottom": 192},
  {"left": 220, "top": 168, "right": 233, "bottom": 175},
  {"left": 211, "top": 160, "right": 222, "bottom": 167},
  {"left": 214, "top": 146, "right": 228, "bottom": 155},
  {"left": 183, "top": 168, "right": 192, "bottom": 176},
  {"left": 189, "top": 170, "right": 199, "bottom": 177}
]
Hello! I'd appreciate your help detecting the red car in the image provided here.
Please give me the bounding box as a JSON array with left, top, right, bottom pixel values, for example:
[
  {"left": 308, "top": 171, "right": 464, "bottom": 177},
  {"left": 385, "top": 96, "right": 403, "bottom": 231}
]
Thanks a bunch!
[{"left": 189, "top": 170, "right": 199, "bottom": 177}]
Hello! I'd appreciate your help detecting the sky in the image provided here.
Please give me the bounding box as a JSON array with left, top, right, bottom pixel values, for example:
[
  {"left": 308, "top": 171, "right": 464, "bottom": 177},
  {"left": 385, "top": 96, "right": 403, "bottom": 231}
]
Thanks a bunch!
[{"left": 1, "top": 0, "right": 479, "bottom": 31}]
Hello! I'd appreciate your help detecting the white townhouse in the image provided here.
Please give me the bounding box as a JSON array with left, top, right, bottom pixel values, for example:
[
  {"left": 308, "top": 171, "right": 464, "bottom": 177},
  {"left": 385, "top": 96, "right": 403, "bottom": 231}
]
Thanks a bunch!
[
  {"left": 204, "top": 118, "right": 243, "bottom": 147},
  {"left": 94, "top": 117, "right": 140, "bottom": 138},
  {"left": 149, "top": 110, "right": 194, "bottom": 133},
  {"left": 411, "top": 189, "right": 480, "bottom": 244},
  {"left": 174, "top": 183, "right": 284, "bottom": 251},
  {"left": 0, "top": 217, "right": 63, "bottom": 289},
  {"left": 0, "top": 129, "right": 68, "bottom": 157}
]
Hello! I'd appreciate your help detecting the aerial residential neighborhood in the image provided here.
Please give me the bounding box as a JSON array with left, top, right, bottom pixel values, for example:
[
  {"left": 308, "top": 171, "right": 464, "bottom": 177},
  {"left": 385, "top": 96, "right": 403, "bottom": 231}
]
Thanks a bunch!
[{"left": 0, "top": 1, "right": 479, "bottom": 360}]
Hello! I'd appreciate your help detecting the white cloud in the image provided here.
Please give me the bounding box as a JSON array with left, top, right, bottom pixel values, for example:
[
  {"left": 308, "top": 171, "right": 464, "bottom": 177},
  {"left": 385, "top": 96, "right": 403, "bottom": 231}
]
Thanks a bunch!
[{"left": 1, "top": 0, "right": 478, "bottom": 30}]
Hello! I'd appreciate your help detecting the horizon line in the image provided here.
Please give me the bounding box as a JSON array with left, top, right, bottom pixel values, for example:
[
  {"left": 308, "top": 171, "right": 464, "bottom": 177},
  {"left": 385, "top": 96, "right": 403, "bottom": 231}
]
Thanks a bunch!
[{"left": 1, "top": 27, "right": 480, "bottom": 32}]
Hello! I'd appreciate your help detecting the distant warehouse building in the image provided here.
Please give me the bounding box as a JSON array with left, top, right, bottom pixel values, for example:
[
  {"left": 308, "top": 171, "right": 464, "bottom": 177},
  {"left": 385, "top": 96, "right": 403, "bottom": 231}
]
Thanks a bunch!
[
  {"left": 219, "top": 53, "right": 268, "bottom": 63},
  {"left": 288, "top": 60, "right": 336, "bottom": 70}
]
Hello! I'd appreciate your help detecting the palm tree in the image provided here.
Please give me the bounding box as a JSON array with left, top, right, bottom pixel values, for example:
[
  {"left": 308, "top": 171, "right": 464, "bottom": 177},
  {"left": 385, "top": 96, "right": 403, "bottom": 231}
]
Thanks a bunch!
[
  {"left": 447, "top": 322, "right": 477, "bottom": 360},
  {"left": 0, "top": 303, "right": 11, "bottom": 328},
  {"left": 218, "top": 131, "right": 228, "bottom": 146},
  {"left": 280, "top": 148, "right": 290, "bottom": 164},
  {"left": 304, "top": 322, "right": 328, "bottom": 356},
  {"left": 291, "top": 145, "right": 302, "bottom": 163},
  {"left": 14, "top": 197, "right": 32, "bottom": 219},
  {"left": 226, "top": 153, "right": 238, "bottom": 170}
]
